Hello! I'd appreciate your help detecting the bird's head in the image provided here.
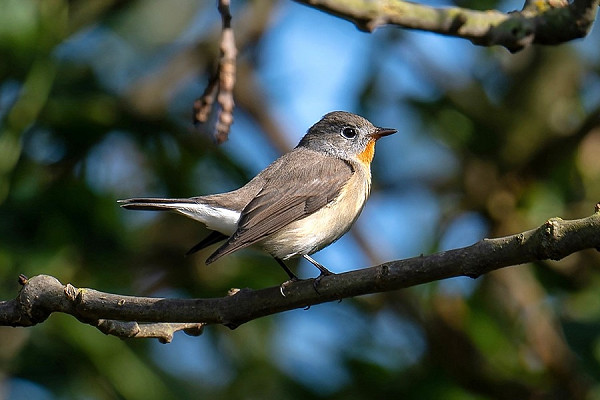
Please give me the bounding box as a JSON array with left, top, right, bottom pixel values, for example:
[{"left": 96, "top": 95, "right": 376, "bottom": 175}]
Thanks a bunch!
[{"left": 298, "top": 111, "right": 396, "bottom": 164}]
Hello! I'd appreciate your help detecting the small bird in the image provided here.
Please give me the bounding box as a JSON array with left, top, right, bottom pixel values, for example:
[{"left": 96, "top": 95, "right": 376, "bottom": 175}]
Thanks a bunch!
[{"left": 119, "top": 111, "right": 396, "bottom": 282}]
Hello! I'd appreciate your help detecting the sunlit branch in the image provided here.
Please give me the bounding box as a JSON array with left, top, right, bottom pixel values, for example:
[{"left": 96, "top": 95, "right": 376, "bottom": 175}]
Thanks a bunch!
[
  {"left": 294, "top": 0, "right": 599, "bottom": 52},
  {"left": 1, "top": 207, "right": 599, "bottom": 342}
]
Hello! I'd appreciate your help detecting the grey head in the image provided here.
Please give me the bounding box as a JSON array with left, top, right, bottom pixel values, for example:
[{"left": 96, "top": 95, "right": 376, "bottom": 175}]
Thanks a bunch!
[{"left": 297, "top": 111, "right": 396, "bottom": 160}]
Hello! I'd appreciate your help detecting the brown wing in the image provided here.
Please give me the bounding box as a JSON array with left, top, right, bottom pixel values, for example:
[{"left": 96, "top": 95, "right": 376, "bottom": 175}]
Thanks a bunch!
[{"left": 205, "top": 151, "right": 354, "bottom": 263}]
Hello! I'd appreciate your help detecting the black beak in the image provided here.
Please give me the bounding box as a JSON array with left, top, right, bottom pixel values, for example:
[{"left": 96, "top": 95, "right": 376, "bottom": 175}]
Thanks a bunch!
[{"left": 372, "top": 127, "right": 397, "bottom": 139}]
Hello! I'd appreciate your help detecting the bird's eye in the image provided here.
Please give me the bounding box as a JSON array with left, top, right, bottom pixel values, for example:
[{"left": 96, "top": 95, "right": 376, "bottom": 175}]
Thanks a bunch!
[{"left": 341, "top": 127, "right": 357, "bottom": 139}]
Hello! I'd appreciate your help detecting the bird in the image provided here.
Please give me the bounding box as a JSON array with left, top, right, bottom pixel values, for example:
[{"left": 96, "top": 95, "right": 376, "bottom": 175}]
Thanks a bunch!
[{"left": 119, "top": 111, "right": 396, "bottom": 283}]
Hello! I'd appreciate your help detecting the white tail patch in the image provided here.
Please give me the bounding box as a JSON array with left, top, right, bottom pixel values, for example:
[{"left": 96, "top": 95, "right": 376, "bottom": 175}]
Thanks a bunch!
[{"left": 175, "top": 204, "right": 240, "bottom": 235}]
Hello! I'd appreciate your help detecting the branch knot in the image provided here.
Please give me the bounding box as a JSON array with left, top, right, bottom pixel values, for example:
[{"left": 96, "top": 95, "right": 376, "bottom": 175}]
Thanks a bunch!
[{"left": 539, "top": 218, "right": 565, "bottom": 260}]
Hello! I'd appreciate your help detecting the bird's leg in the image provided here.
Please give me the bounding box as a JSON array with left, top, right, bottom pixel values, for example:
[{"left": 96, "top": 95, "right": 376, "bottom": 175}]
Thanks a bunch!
[
  {"left": 303, "top": 255, "right": 334, "bottom": 293},
  {"left": 303, "top": 255, "right": 333, "bottom": 276},
  {"left": 274, "top": 257, "right": 299, "bottom": 281},
  {"left": 275, "top": 257, "right": 299, "bottom": 297}
]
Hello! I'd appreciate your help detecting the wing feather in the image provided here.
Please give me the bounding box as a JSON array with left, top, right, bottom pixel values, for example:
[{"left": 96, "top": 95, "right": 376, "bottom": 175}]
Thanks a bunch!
[{"left": 206, "top": 152, "right": 353, "bottom": 263}]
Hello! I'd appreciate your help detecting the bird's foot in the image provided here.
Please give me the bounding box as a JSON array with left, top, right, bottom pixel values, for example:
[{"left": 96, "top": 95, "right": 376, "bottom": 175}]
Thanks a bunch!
[
  {"left": 279, "top": 276, "right": 300, "bottom": 297},
  {"left": 312, "top": 269, "right": 334, "bottom": 295},
  {"left": 302, "top": 255, "right": 334, "bottom": 294}
]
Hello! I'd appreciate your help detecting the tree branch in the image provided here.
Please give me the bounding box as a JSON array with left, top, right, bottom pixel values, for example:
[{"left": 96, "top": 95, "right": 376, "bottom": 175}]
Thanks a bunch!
[
  {"left": 294, "top": 0, "right": 599, "bottom": 52},
  {"left": 194, "top": 0, "right": 237, "bottom": 143},
  {"left": 2, "top": 208, "right": 600, "bottom": 341}
]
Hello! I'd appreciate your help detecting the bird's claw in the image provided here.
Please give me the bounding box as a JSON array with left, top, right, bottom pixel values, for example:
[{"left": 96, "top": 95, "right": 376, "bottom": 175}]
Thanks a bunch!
[{"left": 279, "top": 276, "right": 299, "bottom": 297}]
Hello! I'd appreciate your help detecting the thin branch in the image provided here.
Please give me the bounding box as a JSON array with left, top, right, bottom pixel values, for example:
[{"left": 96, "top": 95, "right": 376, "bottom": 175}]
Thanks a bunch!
[
  {"left": 294, "top": 0, "right": 599, "bottom": 52},
  {"left": 2, "top": 208, "right": 600, "bottom": 341},
  {"left": 96, "top": 320, "right": 204, "bottom": 343},
  {"left": 193, "top": 75, "right": 219, "bottom": 125},
  {"left": 194, "top": 0, "right": 237, "bottom": 143}
]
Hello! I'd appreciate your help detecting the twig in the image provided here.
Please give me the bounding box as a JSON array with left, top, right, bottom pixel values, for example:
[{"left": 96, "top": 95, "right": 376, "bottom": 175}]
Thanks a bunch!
[
  {"left": 96, "top": 320, "right": 204, "bottom": 343},
  {"left": 193, "top": 75, "right": 219, "bottom": 124},
  {"left": 295, "top": 0, "right": 599, "bottom": 52},
  {"left": 2, "top": 207, "right": 600, "bottom": 342},
  {"left": 194, "top": 0, "right": 237, "bottom": 143}
]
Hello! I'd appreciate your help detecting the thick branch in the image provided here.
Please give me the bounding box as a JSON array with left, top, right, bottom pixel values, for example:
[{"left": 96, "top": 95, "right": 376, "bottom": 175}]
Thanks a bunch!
[
  {"left": 295, "top": 0, "right": 599, "bottom": 52},
  {"left": 2, "top": 210, "right": 600, "bottom": 341}
]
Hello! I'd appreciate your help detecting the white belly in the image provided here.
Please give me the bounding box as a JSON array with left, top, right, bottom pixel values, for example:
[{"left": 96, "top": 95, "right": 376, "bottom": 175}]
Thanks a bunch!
[{"left": 261, "top": 171, "right": 371, "bottom": 259}]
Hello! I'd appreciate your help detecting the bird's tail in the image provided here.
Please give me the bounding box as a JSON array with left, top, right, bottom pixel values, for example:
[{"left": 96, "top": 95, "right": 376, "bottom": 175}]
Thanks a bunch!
[
  {"left": 118, "top": 197, "right": 198, "bottom": 211},
  {"left": 118, "top": 197, "right": 212, "bottom": 223},
  {"left": 118, "top": 197, "right": 239, "bottom": 235}
]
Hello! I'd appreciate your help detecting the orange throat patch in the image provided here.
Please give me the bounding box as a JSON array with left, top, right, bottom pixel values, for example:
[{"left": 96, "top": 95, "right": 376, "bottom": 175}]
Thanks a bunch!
[{"left": 357, "top": 139, "right": 376, "bottom": 164}]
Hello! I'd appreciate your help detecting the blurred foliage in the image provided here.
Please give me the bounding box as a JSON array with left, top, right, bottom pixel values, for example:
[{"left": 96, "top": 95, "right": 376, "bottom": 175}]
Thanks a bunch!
[{"left": 1, "top": 0, "right": 600, "bottom": 399}]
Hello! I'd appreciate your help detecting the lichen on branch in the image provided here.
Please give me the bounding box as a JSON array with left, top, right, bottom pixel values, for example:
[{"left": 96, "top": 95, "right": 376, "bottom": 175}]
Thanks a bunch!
[{"left": 295, "top": 0, "right": 599, "bottom": 52}]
